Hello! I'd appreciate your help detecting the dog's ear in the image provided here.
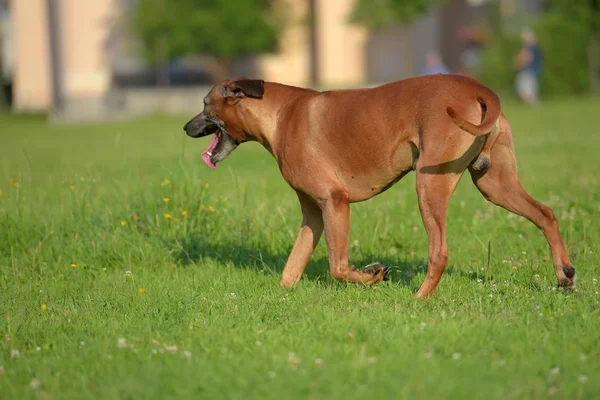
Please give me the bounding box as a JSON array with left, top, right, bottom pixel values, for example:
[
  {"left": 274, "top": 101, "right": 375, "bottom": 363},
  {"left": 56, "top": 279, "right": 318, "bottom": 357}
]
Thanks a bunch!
[{"left": 222, "top": 79, "right": 264, "bottom": 100}]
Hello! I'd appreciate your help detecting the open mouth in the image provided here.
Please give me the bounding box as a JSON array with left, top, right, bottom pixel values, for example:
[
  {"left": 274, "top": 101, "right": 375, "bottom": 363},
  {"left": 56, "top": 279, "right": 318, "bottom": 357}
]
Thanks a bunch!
[
  {"left": 201, "top": 130, "right": 220, "bottom": 169},
  {"left": 200, "top": 128, "right": 239, "bottom": 169}
]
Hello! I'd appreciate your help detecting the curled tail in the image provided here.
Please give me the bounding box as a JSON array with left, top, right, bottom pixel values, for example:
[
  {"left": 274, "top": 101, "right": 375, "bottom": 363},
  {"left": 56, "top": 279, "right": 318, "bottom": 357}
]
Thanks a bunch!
[{"left": 446, "top": 93, "right": 501, "bottom": 136}]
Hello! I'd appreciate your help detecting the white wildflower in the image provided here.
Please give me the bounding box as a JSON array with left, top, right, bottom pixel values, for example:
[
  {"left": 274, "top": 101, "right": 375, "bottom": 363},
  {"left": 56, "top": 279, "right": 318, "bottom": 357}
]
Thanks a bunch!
[{"left": 164, "top": 344, "right": 178, "bottom": 353}]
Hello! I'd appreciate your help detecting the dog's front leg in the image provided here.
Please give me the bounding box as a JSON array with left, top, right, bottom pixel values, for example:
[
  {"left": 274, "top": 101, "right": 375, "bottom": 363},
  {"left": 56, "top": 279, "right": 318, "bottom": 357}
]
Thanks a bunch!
[
  {"left": 322, "top": 190, "right": 389, "bottom": 285},
  {"left": 280, "top": 193, "right": 324, "bottom": 288}
]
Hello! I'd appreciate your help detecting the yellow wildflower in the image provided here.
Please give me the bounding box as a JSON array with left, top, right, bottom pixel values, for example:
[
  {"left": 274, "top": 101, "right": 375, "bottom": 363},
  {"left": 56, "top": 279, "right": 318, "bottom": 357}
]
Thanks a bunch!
[
  {"left": 181, "top": 210, "right": 188, "bottom": 217},
  {"left": 204, "top": 183, "right": 209, "bottom": 188},
  {"left": 164, "top": 213, "right": 172, "bottom": 220},
  {"left": 120, "top": 221, "right": 126, "bottom": 227},
  {"left": 9, "top": 178, "right": 19, "bottom": 188},
  {"left": 162, "top": 197, "right": 170, "bottom": 203},
  {"left": 70, "top": 263, "right": 77, "bottom": 268},
  {"left": 41, "top": 304, "right": 48, "bottom": 311},
  {"left": 161, "top": 179, "right": 170, "bottom": 186},
  {"left": 69, "top": 185, "right": 75, "bottom": 191},
  {"left": 208, "top": 206, "right": 215, "bottom": 213},
  {"left": 137, "top": 287, "right": 146, "bottom": 294}
]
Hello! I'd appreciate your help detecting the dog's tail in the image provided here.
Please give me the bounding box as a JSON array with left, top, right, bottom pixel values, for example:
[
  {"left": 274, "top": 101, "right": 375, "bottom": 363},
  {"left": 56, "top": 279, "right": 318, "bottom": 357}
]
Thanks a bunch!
[{"left": 446, "top": 93, "right": 501, "bottom": 136}]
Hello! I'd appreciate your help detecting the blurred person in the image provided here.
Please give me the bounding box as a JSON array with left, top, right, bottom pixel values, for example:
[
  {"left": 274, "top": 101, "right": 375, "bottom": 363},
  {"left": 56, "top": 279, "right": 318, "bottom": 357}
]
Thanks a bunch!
[
  {"left": 514, "top": 27, "right": 542, "bottom": 105},
  {"left": 421, "top": 51, "right": 449, "bottom": 76}
]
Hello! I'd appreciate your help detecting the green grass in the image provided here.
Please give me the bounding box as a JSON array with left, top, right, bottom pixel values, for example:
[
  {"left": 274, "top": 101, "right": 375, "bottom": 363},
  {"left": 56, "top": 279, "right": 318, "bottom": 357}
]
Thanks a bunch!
[{"left": 1, "top": 97, "right": 599, "bottom": 399}]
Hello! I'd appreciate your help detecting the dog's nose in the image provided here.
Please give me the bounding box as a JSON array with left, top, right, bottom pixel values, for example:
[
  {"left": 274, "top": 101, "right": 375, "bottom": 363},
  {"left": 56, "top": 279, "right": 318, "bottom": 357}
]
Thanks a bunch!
[{"left": 183, "top": 122, "right": 189, "bottom": 132}]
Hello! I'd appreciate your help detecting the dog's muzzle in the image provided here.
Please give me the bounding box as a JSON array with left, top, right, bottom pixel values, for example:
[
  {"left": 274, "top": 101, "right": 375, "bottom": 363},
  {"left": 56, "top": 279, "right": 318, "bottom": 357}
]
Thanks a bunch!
[{"left": 184, "top": 113, "right": 217, "bottom": 138}]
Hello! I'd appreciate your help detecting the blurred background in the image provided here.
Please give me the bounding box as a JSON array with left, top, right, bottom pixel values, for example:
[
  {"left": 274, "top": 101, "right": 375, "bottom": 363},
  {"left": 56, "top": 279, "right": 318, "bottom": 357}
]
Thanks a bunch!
[{"left": 0, "top": 0, "right": 598, "bottom": 121}]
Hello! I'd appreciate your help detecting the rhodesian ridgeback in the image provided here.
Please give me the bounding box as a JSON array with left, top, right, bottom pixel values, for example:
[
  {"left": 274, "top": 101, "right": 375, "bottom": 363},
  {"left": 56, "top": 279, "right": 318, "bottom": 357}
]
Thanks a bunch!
[{"left": 183, "top": 74, "right": 576, "bottom": 298}]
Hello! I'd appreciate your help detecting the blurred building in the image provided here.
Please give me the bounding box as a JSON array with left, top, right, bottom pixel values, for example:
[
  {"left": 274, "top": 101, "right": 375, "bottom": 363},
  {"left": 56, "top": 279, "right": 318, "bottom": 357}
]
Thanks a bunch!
[
  {"left": 3, "top": 0, "right": 541, "bottom": 117},
  {"left": 7, "top": 0, "right": 116, "bottom": 112}
]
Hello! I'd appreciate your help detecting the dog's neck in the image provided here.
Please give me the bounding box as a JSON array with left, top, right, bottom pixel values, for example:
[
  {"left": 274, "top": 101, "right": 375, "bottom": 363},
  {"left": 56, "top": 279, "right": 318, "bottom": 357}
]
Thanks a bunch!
[
  {"left": 241, "top": 83, "right": 317, "bottom": 158},
  {"left": 239, "top": 100, "right": 278, "bottom": 154}
]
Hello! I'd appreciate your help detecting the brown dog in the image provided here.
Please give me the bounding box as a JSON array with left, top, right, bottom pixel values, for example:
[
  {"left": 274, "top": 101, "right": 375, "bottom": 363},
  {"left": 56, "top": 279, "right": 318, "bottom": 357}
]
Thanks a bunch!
[{"left": 184, "top": 74, "right": 576, "bottom": 298}]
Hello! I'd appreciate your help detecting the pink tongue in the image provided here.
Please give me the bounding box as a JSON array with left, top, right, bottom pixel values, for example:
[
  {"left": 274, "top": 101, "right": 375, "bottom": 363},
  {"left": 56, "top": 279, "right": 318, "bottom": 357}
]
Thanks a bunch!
[{"left": 201, "top": 135, "right": 219, "bottom": 169}]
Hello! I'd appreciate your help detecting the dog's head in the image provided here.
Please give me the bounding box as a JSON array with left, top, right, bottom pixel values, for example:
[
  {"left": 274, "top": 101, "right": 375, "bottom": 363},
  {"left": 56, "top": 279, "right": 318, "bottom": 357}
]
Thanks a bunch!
[{"left": 183, "top": 78, "right": 265, "bottom": 169}]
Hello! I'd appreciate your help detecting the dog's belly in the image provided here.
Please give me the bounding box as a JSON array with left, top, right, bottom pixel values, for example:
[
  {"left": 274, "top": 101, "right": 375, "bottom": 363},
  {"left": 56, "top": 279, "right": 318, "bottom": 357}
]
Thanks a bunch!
[
  {"left": 345, "top": 169, "right": 413, "bottom": 202},
  {"left": 277, "top": 107, "right": 418, "bottom": 203},
  {"left": 342, "top": 140, "right": 417, "bottom": 203},
  {"left": 278, "top": 142, "right": 414, "bottom": 203}
]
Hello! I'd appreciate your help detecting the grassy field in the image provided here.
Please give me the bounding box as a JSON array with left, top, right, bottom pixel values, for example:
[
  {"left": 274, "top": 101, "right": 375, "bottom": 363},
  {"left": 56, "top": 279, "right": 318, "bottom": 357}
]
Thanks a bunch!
[{"left": 1, "top": 97, "right": 599, "bottom": 399}]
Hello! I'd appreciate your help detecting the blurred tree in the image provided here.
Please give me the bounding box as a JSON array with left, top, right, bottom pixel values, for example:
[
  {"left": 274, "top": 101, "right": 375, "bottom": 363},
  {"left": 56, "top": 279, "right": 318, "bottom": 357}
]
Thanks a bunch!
[
  {"left": 592, "top": 0, "right": 600, "bottom": 93},
  {"left": 131, "top": 0, "right": 284, "bottom": 85},
  {"left": 349, "top": 0, "right": 443, "bottom": 31},
  {"left": 534, "top": 0, "right": 600, "bottom": 95}
]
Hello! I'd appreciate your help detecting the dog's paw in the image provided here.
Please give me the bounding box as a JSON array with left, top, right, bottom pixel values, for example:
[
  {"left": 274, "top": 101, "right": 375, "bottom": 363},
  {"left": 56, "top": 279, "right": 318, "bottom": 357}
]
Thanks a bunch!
[
  {"left": 471, "top": 154, "right": 491, "bottom": 172},
  {"left": 558, "top": 265, "right": 576, "bottom": 291},
  {"left": 363, "top": 262, "right": 391, "bottom": 281}
]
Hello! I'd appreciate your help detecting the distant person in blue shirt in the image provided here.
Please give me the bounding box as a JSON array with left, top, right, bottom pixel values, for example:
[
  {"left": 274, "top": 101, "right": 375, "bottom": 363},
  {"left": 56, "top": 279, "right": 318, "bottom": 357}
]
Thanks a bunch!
[
  {"left": 514, "top": 27, "right": 542, "bottom": 105},
  {"left": 421, "top": 51, "right": 449, "bottom": 76}
]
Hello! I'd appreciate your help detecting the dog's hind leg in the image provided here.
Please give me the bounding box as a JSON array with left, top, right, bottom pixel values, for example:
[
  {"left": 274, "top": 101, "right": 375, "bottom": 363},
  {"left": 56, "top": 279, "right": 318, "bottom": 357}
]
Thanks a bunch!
[
  {"left": 468, "top": 124, "right": 575, "bottom": 290},
  {"left": 322, "top": 189, "right": 390, "bottom": 285},
  {"left": 280, "top": 192, "right": 324, "bottom": 288},
  {"left": 414, "top": 170, "right": 464, "bottom": 299}
]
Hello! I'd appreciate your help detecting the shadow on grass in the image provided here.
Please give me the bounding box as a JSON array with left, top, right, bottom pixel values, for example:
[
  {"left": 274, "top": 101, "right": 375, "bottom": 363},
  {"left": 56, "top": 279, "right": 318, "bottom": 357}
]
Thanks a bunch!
[{"left": 171, "top": 235, "right": 492, "bottom": 290}]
